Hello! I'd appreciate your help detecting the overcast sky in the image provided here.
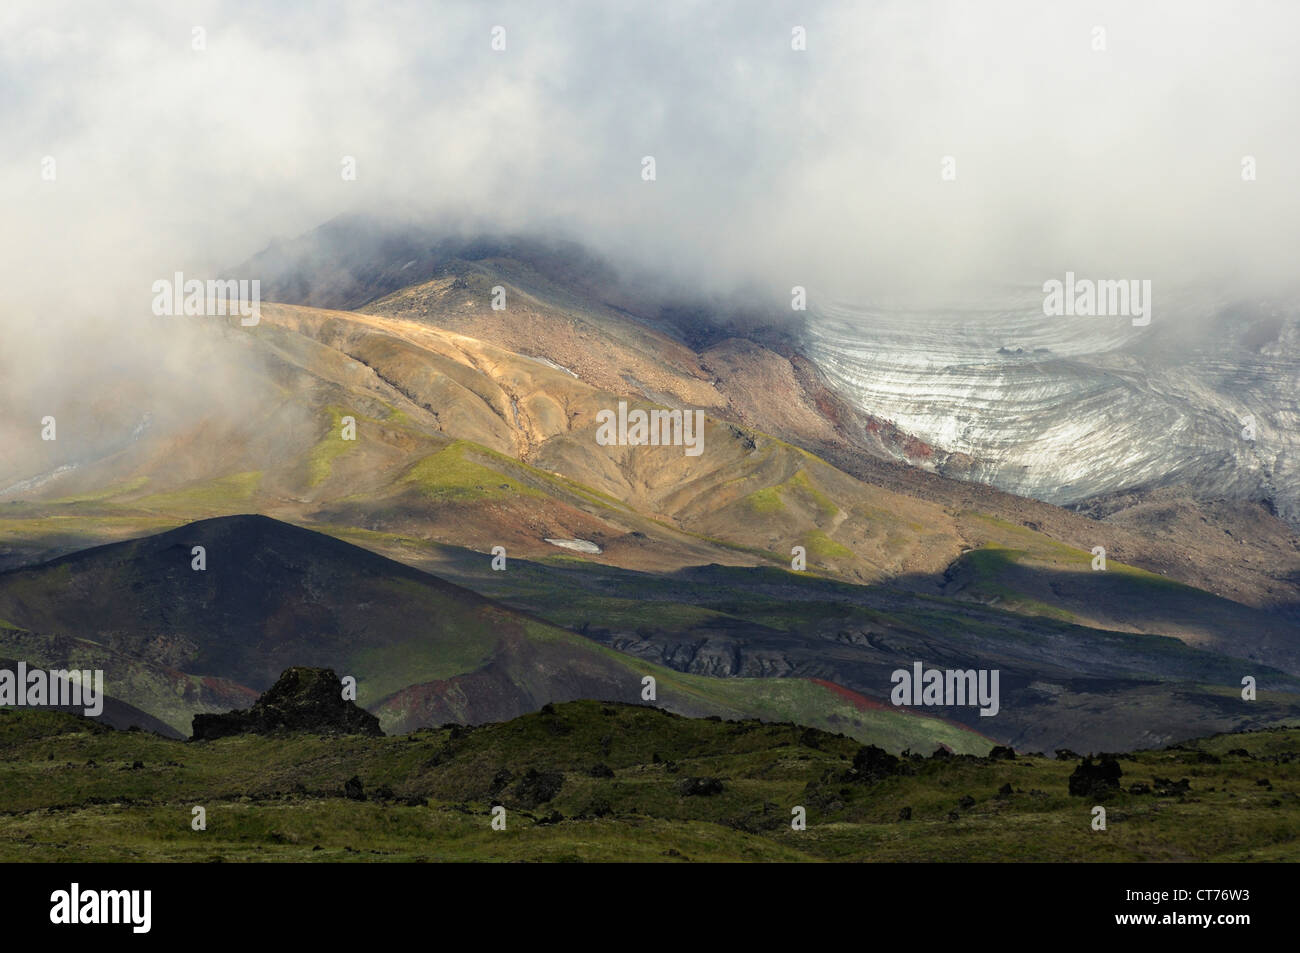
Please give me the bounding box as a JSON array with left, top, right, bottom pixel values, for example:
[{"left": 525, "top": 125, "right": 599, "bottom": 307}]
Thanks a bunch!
[{"left": 5, "top": 0, "right": 1298, "bottom": 304}]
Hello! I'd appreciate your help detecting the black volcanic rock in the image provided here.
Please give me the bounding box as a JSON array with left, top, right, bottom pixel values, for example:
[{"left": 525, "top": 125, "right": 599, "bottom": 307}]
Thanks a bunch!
[
  {"left": 676, "top": 776, "right": 725, "bottom": 797},
  {"left": 1068, "top": 754, "right": 1123, "bottom": 797},
  {"left": 191, "top": 667, "right": 383, "bottom": 740},
  {"left": 1153, "top": 776, "right": 1191, "bottom": 796},
  {"left": 514, "top": 768, "right": 565, "bottom": 806},
  {"left": 850, "top": 744, "right": 902, "bottom": 781}
]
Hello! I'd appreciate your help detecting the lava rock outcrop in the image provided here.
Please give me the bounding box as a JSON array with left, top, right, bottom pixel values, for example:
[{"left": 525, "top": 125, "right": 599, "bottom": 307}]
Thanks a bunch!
[{"left": 191, "top": 667, "right": 382, "bottom": 740}]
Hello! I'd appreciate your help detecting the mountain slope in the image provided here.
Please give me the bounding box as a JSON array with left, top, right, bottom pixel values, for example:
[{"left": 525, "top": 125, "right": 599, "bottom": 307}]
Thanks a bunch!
[
  {"left": 236, "top": 219, "right": 1300, "bottom": 615},
  {"left": 0, "top": 515, "right": 986, "bottom": 752}
]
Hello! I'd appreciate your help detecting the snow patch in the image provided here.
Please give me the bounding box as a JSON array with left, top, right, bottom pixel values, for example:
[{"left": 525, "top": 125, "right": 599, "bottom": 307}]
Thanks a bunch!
[{"left": 543, "top": 537, "right": 602, "bottom": 554}]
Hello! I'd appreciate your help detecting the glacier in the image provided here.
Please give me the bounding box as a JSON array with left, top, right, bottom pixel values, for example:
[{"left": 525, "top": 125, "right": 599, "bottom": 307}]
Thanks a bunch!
[{"left": 804, "top": 287, "right": 1300, "bottom": 522}]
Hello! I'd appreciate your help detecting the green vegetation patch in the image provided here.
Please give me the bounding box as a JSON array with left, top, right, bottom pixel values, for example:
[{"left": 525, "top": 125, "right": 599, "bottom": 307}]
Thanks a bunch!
[
  {"left": 133, "top": 472, "right": 263, "bottom": 514},
  {"left": 308, "top": 406, "right": 362, "bottom": 487},
  {"left": 0, "top": 706, "right": 1293, "bottom": 862},
  {"left": 741, "top": 469, "right": 839, "bottom": 521},
  {"left": 802, "top": 530, "right": 853, "bottom": 560},
  {"left": 401, "top": 441, "right": 541, "bottom": 504}
]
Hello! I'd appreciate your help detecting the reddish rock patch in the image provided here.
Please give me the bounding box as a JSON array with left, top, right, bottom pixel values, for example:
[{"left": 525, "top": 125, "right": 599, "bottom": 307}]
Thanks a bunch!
[{"left": 809, "top": 677, "right": 891, "bottom": 712}]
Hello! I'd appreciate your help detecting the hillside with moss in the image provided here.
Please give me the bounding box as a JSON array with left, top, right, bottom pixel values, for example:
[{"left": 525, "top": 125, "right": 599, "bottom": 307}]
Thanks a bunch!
[{"left": 0, "top": 700, "right": 1295, "bottom": 862}]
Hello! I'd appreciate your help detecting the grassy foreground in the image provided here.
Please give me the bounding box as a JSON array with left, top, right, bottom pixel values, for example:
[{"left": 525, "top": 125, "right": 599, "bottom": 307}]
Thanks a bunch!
[{"left": 0, "top": 701, "right": 1296, "bottom": 862}]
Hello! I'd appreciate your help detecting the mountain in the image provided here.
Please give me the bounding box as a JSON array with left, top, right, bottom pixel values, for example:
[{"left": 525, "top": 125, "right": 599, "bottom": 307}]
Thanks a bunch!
[
  {"left": 427, "top": 554, "right": 1300, "bottom": 752},
  {"left": 236, "top": 216, "right": 947, "bottom": 468},
  {"left": 230, "top": 217, "right": 1300, "bottom": 617},
  {"left": 1, "top": 220, "right": 1298, "bottom": 753},
  {"left": 238, "top": 216, "right": 1300, "bottom": 521},
  {"left": 0, "top": 298, "right": 966, "bottom": 586},
  {"left": 0, "top": 515, "right": 986, "bottom": 753}
]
